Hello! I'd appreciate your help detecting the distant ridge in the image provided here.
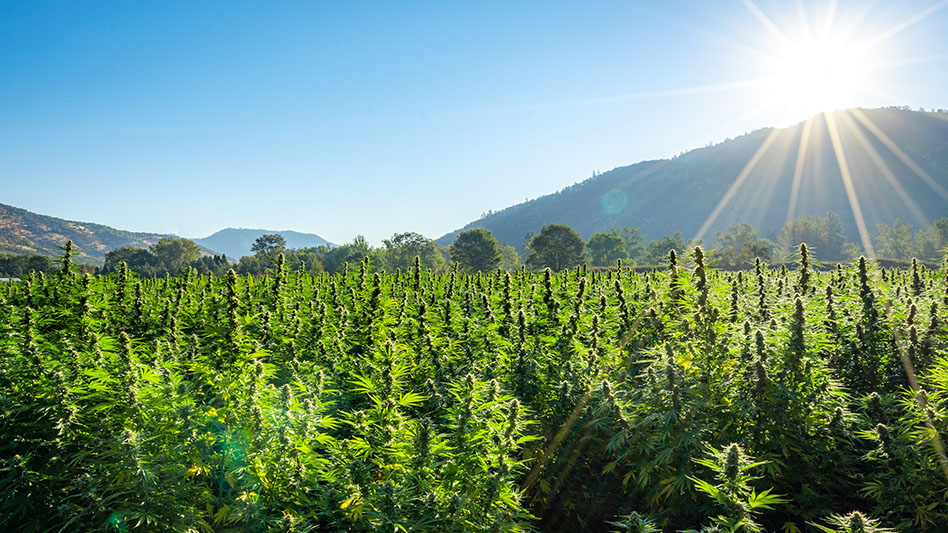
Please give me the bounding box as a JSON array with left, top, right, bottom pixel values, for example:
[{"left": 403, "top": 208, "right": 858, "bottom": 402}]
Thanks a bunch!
[
  {"left": 0, "top": 203, "right": 175, "bottom": 264},
  {"left": 0, "top": 203, "right": 334, "bottom": 264},
  {"left": 437, "top": 108, "right": 948, "bottom": 250},
  {"left": 193, "top": 228, "right": 333, "bottom": 260}
]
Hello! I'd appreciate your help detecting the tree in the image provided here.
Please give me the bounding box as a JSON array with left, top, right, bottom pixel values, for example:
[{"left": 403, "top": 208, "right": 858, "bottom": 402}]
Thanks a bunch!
[
  {"left": 615, "top": 226, "right": 647, "bottom": 263},
  {"left": 315, "top": 235, "right": 374, "bottom": 274},
  {"left": 235, "top": 247, "right": 324, "bottom": 276},
  {"left": 381, "top": 232, "right": 445, "bottom": 272},
  {"left": 150, "top": 237, "right": 201, "bottom": 275},
  {"left": 103, "top": 247, "right": 155, "bottom": 275},
  {"left": 286, "top": 249, "right": 325, "bottom": 274},
  {"left": 251, "top": 234, "right": 287, "bottom": 258},
  {"left": 915, "top": 227, "right": 939, "bottom": 260},
  {"left": 714, "top": 222, "right": 758, "bottom": 252},
  {"left": 870, "top": 219, "right": 948, "bottom": 261},
  {"left": 743, "top": 240, "right": 773, "bottom": 262},
  {"left": 778, "top": 212, "right": 848, "bottom": 261},
  {"left": 711, "top": 223, "right": 774, "bottom": 269},
  {"left": 102, "top": 238, "right": 222, "bottom": 277},
  {"left": 450, "top": 228, "right": 503, "bottom": 272},
  {"left": 499, "top": 244, "right": 520, "bottom": 270},
  {"left": 842, "top": 242, "right": 862, "bottom": 260},
  {"left": 586, "top": 232, "right": 628, "bottom": 266},
  {"left": 642, "top": 233, "right": 686, "bottom": 265},
  {"left": 235, "top": 254, "right": 266, "bottom": 276},
  {"left": 931, "top": 217, "right": 948, "bottom": 250},
  {"left": 0, "top": 254, "right": 56, "bottom": 277},
  {"left": 874, "top": 220, "right": 916, "bottom": 259},
  {"left": 191, "top": 254, "right": 231, "bottom": 275},
  {"left": 821, "top": 211, "right": 846, "bottom": 260},
  {"left": 525, "top": 224, "right": 586, "bottom": 271},
  {"left": 778, "top": 216, "right": 825, "bottom": 260}
]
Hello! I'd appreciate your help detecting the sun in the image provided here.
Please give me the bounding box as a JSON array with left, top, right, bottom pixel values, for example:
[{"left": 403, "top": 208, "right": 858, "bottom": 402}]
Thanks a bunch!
[
  {"left": 766, "top": 35, "right": 868, "bottom": 118},
  {"left": 694, "top": 0, "right": 946, "bottom": 254},
  {"left": 733, "top": 0, "right": 909, "bottom": 124}
]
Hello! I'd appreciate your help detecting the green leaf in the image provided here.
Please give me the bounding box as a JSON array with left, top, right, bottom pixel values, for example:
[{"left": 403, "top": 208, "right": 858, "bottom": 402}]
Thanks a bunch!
[
  {"left": 398, "top": 391, "right": 427, "bottom": 407},
  {"left": 748, "top": 487, "right": 788, "bottom": 510},
  {"left": 689, "top": 476, "right": 720, "bottom": 499}
]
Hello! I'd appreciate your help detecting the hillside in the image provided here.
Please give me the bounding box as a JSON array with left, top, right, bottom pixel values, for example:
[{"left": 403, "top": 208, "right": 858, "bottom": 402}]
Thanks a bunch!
[
  {"left": 0, "top": 203, "right": 176, "bottom": 264},
  {"left": 437, "top": 108, "right": 948, "bottom": 250},
  {"left": 0, "top": 204, "right": 334, "bottom": 265},
  {"left": 193, "top": 228, "right": 333, "bottom": 260}
]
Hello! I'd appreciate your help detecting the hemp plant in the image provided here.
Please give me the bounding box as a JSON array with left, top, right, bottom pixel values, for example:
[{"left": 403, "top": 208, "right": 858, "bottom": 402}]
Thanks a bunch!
[{"left": 686, "top": 443, "right": 786, "bottom": 533}]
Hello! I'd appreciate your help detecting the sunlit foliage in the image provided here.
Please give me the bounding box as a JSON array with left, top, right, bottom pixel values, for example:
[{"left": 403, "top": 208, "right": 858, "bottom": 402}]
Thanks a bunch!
[{"left": 2, "top": 243, "right": 948, "bottom": 531}]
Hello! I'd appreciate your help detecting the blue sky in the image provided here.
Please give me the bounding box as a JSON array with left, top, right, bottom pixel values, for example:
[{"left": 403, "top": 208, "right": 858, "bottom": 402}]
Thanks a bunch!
[{"left": 2, "top": 0, "right": 946, "bottom": 245}]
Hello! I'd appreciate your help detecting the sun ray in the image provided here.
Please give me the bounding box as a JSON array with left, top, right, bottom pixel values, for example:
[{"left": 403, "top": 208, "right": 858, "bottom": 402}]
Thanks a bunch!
[
  {"left": 655, "top": 13, "right": 773, "bottom": 62},
  {"left": 824, "top": 111, "right": 875, "bottom": 257},
  {"left": 820, "top": 0, "right": 839, "bottom": 39},
  {"left": 849, "top": 107, "right": 948, "bottom": 202},
  {"left": 450, "top": 78, "right": 773, "bottom": 118},
  {"left": 742, "top": 0, "right": 792, "bottom": 47},
  {"left": 856, "top": 0, "right": 948, "bottom": 54},
  {"left": 863, "top": 54, "right": 948, "bottom": 72},
  {"left": 683, "top": 95, "right": 781, "bottom": 154},
  {"left": 838, "top": 110, "right": 929, "bottom": 227},
  {"left": 585, "top": 79, "right": 771, "bottom": 102},
  {"left": 796, "top": 0, "right": 811, "bottom": 39},
  {"left": 694, "top": 126, "right": 782, "bottom": 242},
  {"left": 830, "top": 0, "right": 875, "bottom": 43},
  {"left": 846, "top": 85, "right": 912, "bottom": 109},
  {"left": 862, "top": 52, "right": 948, "bottom": 72},
  {"left": 786, "top": 116, "right": 813, "bottom": 222}
]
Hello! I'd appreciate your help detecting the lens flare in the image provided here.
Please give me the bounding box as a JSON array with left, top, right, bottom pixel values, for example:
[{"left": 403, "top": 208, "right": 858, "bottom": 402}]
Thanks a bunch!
[{"left": 601, "top": 189, "right": 628, "bottom": 215}]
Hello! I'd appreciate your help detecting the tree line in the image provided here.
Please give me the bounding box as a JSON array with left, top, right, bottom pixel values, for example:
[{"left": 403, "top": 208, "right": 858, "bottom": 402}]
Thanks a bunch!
[
  {"left": 4, "top": 212, "right": 946, "bottom": 278},
  {"left": 0, "top": 252, "right": 96, "bottom": 278}
]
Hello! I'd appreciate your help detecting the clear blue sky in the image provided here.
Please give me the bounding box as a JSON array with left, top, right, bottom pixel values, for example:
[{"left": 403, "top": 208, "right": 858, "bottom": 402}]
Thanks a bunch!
[{"left": 2, "top": 0, "right": 946, "bottom": 245}]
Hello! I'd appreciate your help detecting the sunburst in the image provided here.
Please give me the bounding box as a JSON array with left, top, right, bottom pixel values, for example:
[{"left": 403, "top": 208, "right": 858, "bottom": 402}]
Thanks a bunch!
[{"left": 691, "top": 0, "right": 947, "bottom": 255}]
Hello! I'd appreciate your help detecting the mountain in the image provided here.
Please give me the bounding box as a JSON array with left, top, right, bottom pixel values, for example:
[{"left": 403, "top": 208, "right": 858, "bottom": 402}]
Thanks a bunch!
[
  {"left": 0, "top": 203, "right": 175, "bottom": 264},
  {"left": 0, "top": 203, "right": 331, "bottom": 265},
  {"left": 437, "top": 108, "right": 948, "bottom": 251},
  {"left": 193, "top": 228, "right": 333, "bottom": 260}
]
